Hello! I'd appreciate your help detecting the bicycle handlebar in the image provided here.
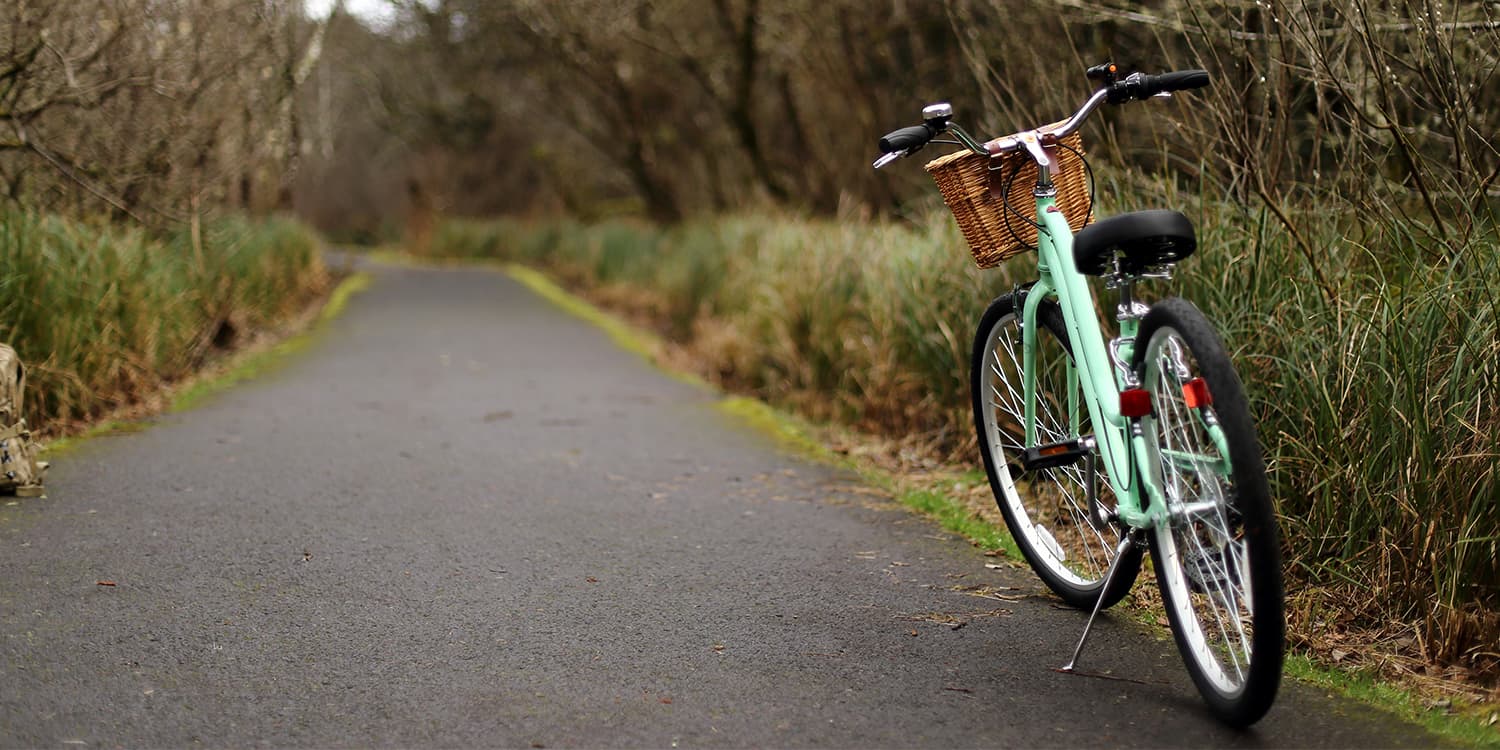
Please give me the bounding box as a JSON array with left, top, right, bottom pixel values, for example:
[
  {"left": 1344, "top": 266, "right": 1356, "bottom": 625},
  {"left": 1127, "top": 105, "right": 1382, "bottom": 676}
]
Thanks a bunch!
[
  {"left": 872, "top": 65, "right": 1211, "bottom": 169},
  {"left": 1109, "top": 69, "right": 1210, "bottom": 105},
  {"left": 985, "top": 69, "right": 1209, "bottom": 155},
  {"left": 879, "top": 124, "right": 936, "bottom": 154}
]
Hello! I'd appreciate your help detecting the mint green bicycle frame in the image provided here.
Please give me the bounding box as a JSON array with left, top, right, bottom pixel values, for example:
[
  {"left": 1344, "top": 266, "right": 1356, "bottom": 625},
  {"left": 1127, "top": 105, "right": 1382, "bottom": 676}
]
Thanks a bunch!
[
  {"left": 878, "top": 91, "right": 1238, "bottom": 535},
  {"left": 1022, "top": 190, "right": 1171, "bottom": 531}
]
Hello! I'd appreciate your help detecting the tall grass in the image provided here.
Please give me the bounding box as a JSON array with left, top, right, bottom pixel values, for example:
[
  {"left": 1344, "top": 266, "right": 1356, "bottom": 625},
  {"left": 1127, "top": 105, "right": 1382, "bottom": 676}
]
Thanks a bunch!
[
  {"left": 429, "top": 205, "right": 1500, "bottom": 681},
  {"left": 0, "top": 210, "right": 329, "bottom": 429},
  {"left": 1175, "top": 204, "right": 1500, "bottom": 670}
]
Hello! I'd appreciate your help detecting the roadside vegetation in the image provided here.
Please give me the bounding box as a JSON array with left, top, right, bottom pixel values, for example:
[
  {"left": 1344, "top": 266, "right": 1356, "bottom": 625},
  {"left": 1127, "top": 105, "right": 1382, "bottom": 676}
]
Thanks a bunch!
[
  {"left": 1, "top": 3, "right": 343, "bottom": 433},
  {"left": 0, "top": 210, "right": 330, "bottom": 431}
]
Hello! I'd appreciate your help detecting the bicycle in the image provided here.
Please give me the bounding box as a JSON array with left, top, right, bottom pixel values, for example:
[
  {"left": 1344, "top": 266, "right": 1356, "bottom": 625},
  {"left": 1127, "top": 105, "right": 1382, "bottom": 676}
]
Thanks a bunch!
[{"left": 874, "top": 63, "right": 1284, "bottom": 727}]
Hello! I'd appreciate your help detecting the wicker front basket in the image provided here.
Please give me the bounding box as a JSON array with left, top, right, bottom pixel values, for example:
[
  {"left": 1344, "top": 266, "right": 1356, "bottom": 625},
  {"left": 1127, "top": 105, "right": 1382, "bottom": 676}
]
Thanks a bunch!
[{"left": 925, "top": 133, "right": 1091, "bottom": 268}]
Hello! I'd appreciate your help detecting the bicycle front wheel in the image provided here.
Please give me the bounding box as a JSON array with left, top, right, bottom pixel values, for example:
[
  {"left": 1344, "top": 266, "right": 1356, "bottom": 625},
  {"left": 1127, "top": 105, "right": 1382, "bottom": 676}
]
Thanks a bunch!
[
  {"left": 1134, "top": 297, "right": 1284, "bottom": 727},
  {"left": 972, "top": 291, "right": 1140, "bottom": 610}
]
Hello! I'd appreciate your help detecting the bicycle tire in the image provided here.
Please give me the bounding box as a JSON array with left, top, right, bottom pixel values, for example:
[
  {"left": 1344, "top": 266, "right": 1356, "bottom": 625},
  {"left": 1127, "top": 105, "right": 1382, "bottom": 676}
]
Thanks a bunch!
[
  {"left": 971, "top": 291, "right": 1141, "bottom": 609},
  {"left": 1133, "top": 297, "right": 1284, "bottom": 727}
]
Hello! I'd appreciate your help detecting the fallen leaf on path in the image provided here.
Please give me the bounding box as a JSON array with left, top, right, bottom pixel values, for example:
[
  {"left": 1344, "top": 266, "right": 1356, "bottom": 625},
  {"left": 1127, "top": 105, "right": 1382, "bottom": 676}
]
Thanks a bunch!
[
  {"left": 900, "top": 612, "right": 961, "bottom": 627},
  {"left": 899, "top": 609, "right": 1009, "bottom": 632},
  {"left": 96, "top": 580, "right": 116, "bottom": 587},
  {"left": 943, "top": 686, "right": 974, "bottom": 694},
  {"left": 586, "top": 577, "right": 599, "bottom": 583},
  {"left": 953, "top": 584, "right": 1025, "bottom": 602}
]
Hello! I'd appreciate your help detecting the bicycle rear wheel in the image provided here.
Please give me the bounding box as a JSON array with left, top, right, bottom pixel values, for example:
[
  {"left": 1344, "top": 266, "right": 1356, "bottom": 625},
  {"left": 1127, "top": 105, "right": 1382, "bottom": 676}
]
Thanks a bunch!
[
  {"left": 1134, "top": 297, "right": 1283, "bottom": 727},
  {"left": 972, "top": 291, "right": 1140, "bottom": 610}
]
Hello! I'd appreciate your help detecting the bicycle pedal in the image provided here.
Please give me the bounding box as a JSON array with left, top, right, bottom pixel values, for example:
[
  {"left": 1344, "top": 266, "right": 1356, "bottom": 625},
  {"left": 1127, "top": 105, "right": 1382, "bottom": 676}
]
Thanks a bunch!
[{"left": 1020, "top": 436, "right": 1095, "bottom": 472}]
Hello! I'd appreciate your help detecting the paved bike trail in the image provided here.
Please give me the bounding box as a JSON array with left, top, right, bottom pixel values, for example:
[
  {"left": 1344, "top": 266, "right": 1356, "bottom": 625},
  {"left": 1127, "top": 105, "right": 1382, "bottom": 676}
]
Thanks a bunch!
[{"left": 0, "top": 260, "right": 1447, "bottom": 747}]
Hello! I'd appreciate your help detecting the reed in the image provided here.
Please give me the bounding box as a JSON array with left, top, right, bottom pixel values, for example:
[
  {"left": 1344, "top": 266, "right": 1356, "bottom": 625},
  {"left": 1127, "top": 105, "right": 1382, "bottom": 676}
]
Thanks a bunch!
[{"left": 0, "top": 210, "right": 329, "bottom": 429}]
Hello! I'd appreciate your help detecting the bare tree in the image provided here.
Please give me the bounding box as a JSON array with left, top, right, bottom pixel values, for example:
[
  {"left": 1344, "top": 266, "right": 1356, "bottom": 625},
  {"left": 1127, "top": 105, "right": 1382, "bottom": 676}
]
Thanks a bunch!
[{"left": 0, "top": 0, "right": 347, "bottom": 227}]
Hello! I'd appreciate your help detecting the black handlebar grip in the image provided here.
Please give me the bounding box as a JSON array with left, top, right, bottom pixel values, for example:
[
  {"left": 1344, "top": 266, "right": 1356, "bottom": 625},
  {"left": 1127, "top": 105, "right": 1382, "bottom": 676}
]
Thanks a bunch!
[
  {"left": 879, "top": 124, "right": 935, "bottom": 154},
  {"left": 1139, "top": 69, "right": 1210, "bottom": 97}
]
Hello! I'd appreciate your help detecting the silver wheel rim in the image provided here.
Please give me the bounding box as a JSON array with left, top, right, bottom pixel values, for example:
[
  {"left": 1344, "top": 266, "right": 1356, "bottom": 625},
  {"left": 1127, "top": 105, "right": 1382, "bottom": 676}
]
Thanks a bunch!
[
  {"left": 979, "top": 309, "right": 1120, "bottom": 587},
  {"left": 1143, "top": 327, "right": 1255, "bottom": 696}
]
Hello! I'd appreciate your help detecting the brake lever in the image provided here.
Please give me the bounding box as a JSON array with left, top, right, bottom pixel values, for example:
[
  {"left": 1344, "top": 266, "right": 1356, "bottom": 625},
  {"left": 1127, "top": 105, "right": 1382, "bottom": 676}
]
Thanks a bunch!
[
  {"left": 872, "top": 150, "right": 906, "bottom": 169},
  {"left": 1018, "top": 131, "right": 1051, "bottom": 169}
]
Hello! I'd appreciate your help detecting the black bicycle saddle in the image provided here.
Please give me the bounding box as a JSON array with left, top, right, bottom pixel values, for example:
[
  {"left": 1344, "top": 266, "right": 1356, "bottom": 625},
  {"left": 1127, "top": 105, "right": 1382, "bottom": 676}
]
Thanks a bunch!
[{"left": 1073, "top": 210, "right": 1197, "bottom": 276}]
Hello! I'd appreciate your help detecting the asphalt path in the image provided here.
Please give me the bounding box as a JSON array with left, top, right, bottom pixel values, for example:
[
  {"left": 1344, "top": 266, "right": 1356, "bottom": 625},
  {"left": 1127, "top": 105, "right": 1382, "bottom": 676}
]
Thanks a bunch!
[{"left": 1, "top": 260, "right": 1446, "bottom": 747}]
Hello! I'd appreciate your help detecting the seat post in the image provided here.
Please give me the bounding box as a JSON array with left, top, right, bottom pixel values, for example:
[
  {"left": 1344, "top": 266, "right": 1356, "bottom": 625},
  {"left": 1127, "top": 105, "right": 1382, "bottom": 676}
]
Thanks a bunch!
[
  {"left": 1116, "top": 269, "right": 1135, "bottom": 315},
  {"left": 1110, "top": 257, "right": 1150, "bottom": 321},
  {"left": 1108, "top": 259, "right": 1150, "bottom": 389}
]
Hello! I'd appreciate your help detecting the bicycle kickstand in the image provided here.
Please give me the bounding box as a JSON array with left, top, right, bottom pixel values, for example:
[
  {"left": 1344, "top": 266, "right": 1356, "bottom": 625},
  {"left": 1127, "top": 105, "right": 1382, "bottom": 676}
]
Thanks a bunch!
[{"left": 1059, "top": 529, "right": 1145, "bottom": 673}]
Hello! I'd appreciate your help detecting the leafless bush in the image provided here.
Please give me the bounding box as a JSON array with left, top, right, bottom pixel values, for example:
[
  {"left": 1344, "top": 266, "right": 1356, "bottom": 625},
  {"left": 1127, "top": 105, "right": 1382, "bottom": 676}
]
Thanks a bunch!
[{"left": 988, "top": 0, "right": 1500, "bottom": 254}]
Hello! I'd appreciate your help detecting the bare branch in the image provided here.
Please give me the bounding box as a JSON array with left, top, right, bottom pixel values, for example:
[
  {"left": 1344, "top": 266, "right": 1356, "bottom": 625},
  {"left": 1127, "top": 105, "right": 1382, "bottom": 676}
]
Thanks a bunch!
[{"left": 12, "top": 121, "right": 146, "bottom": 223}]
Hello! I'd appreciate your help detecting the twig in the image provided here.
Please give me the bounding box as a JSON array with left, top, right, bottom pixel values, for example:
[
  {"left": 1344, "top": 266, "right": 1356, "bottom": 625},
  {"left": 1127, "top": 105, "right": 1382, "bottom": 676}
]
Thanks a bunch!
[
  {"left": 1051, "top": 667, "right": 1157, "bottom": 685},
  {"left": 1052, "top": 0, "right": 1500, "bottom": 41},
  {"left": 15, "top": 122, "right": 146, "bottom": 223}
]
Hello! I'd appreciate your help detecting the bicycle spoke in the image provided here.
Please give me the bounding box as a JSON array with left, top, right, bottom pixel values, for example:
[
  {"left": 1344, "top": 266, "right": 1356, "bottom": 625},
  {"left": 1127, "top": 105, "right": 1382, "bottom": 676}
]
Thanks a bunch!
[
  {"left": 1182, "top": 523, "right": 1250, "bottom": 681},
  {"left": 973, "top": 298, "right": 1132, "bottom": 601},
  {"left": 1139, "top": 310, "right": 1280, "bottom": 723}
]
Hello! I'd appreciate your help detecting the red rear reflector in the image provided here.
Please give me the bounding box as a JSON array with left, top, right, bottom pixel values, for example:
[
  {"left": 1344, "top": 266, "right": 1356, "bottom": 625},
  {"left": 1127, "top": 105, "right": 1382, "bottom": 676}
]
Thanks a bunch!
[
  {"left": 1119, "top": 388, "right": 1152, "bottom": 418},
  {"left": 1039, "top": 444, "right": 1069, "bottom": 456},
  {"left": 1182, "top": 378, "right": 1212, "bottom": 408}
]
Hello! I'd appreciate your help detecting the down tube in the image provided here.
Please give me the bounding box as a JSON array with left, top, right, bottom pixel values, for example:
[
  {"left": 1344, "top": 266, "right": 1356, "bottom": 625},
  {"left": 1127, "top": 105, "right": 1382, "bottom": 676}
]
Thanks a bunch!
[{"left": 1035, "top": 202, "right": 1133, "bottom": 494}]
